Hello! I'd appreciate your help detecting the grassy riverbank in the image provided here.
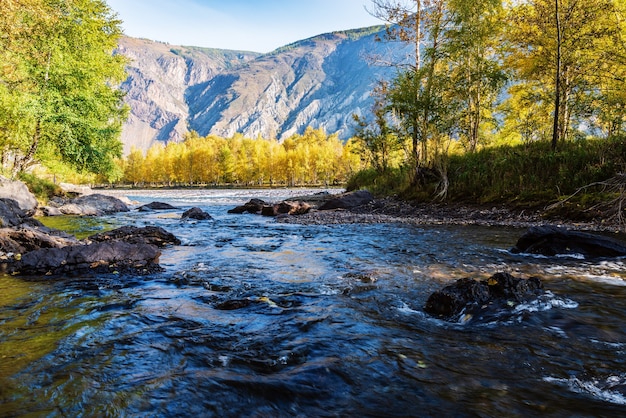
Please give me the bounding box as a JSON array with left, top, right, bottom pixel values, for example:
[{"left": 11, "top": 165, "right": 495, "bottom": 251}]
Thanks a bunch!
[{"left": 347, "top": 137, "right": 626, "bottom": 221}]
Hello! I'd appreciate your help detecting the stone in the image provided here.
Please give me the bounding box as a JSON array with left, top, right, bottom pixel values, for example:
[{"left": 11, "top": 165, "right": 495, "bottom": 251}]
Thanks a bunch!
[
  {"left": 6, "top": 241, "right": 162, "bottom": 275},
  {"left": 181, "top": 207, "right": 212, "bottom": 220},
  {"left": 318, "top": 190, "right": 374, "bottom": 211},
  {"left": 511, "top": 225, "right": 626, "bottom": 258},
  {"left": 228, "top": 199, "right": 267, "bottom": 214},
  {"left": 89, "top": 225, "right": 181, "bottom": 247},
  {"left": 138, "top": 201, "right": 177, "bottom": 211},
  {"left": 0, "top": 176, "right": 38, "bottom": 213},
  {"left": 0, "top": 198, "right": 30, "bottom": 227},
  {"left": 0, "top": 225, "right": 80, "bottom": 254},
  {"left": 58, "top": 194, "right": 130, "bottom": 216},
  {"left": 424, "top": 272, "right": 544, "bottom": 321},
  {"left": 39, "top": 206, "right": 63, "bottom": 216},
  {"left": 59, "top": 183, "right": 93, "bottom": 196},
  {"left": 275, "top": 201, "right": 311, "bottom": 216}
]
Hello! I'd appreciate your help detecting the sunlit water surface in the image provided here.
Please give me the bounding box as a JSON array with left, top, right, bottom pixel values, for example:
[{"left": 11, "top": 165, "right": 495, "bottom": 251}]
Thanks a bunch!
[{"left": 2, "top": 189, "right": 626, "bottom": 417}]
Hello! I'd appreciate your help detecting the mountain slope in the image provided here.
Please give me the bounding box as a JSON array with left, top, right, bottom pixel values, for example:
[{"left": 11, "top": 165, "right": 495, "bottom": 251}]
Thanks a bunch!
[
  {"left": 117, "top": 27, "right": 404, "bottom": 153},
  {"left": 117, "top": 38, "right": 260, "bottom": 153}
]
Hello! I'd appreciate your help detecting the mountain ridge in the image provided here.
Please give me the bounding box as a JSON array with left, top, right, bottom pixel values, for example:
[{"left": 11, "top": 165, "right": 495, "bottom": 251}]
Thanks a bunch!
[{"left": 117, "top": 25, "right": 403, "bottom": 153}]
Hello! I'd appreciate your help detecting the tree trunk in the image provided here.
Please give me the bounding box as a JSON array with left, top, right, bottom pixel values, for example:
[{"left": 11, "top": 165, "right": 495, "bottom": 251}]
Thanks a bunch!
[{"left": 551, "top": 0, "right": 562, "bottom": 150}]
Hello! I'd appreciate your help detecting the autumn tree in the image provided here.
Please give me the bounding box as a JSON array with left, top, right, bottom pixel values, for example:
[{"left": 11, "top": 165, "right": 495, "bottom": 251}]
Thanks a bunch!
[{"left": 505, "top": 0, "right": 626, "bottom": 149}]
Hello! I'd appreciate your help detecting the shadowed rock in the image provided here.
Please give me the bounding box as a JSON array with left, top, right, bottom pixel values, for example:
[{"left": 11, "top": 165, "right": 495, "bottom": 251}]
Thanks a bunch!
[
  {"left": 0, "top": 198, "right": 32, "bottom": 227},
  {"left": 511, "top": 225, "right": 626, "bottom": 258},
  {"left": 7, "top": 241, "right": 162, "bottom": 275},
  {"left": 2, "top": 225, "right": 180, "bottom": 276},
  {"left": 424, "top": 272, "right": 544, "bottom": 321},
  {"left": 318, "top": 190, "right": 374, "bottom": 211}
]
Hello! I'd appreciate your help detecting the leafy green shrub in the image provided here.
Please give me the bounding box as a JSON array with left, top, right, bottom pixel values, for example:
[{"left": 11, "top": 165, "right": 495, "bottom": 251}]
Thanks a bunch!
[{"left": 18, "top": 173, "right": 64, "bottom": 202}]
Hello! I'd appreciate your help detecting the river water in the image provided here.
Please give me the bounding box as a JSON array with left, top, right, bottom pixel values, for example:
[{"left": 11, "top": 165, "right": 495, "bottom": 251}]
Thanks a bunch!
[{"left": 2, "top": 189, "right": 626, "bottom": 417}]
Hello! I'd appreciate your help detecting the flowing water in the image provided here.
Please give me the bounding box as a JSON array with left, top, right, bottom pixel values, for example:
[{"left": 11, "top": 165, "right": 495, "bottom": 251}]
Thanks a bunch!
[{"left": 2, "top": 189, "right": 626, "bottom": 417}]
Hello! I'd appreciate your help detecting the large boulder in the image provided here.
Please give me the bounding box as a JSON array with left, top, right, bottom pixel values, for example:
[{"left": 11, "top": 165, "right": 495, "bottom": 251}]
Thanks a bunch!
[
  {"left": 0, "top": 176, "right": 38, "bottom": 213},
  {"left": 2, "top": 225, "right": 180, "bottom": 275},
  {"left": 181, "top": 207, "right": 212, "bottom": 220},
  {"left": 318, "top": 190, "right": 374, "bottom": 211},
  {"left": 511, "top": 225, "right": 626, "bottom": 258},
  {"left": 58, "top": 194, "right": 129, "bottom": 216},
  {"left": 6, "top": 241, "right": 162, "bottom": 275},
  {"left": 89, "top": 225, "right": 181, "bottom": 247},
  {"left": 0, "top": 225, "right": 79, "bottom": 254},
  {"left": 424, "top": 272, "right": 544, "bottom": 321}
]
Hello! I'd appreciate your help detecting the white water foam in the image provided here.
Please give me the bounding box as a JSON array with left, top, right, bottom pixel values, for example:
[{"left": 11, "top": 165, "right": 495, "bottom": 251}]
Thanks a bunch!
[
  {"left": 513, "top": 291, "right": 579, "bottom": 314},
  {"left": 544, "top": 375, "right": 626, "bottom": 405}
]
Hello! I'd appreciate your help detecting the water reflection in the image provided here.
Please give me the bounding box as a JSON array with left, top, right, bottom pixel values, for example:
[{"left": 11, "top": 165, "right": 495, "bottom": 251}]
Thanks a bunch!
[{"left": 1, "top": 189, "right": 626, "bottom": 416}]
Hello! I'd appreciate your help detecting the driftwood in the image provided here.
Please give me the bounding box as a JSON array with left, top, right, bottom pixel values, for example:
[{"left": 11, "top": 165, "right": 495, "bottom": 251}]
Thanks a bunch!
[{"left": 546, "top": 173, "right": 626, "bottom": 230}]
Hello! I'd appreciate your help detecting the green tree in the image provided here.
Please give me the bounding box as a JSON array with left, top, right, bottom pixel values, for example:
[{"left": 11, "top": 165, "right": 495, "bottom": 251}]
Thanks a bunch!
[{"left": 0, "top": 0, "right": 127, "bottom": 177}]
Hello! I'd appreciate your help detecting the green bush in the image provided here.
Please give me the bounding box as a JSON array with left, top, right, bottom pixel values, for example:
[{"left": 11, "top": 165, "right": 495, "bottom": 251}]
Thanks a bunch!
[{"left": 18, "top": 173, "right": 63, "bottom": 202}]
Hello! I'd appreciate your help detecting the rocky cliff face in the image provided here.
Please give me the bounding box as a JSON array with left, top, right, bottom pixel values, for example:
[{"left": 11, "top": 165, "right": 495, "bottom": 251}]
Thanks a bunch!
[{"left": 117, "top": 27, "right": 404, "bottom": 153}]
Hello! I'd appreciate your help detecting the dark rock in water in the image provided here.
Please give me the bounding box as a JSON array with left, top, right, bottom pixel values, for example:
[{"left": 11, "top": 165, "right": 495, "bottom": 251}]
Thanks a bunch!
[
  {"left": 182, "top": 207, "right": 212, "bottom": 220},
  {"left": 89, "top": 226, "right": 181, "bottom": 247},
  {"left": 318, "top": 190, "right": 374, "bottom": 211},
  {"left": 511, "top": 225, "right": 626, "bottom": 258},
  {"left": 139, "top": 201, "right": 177, "bottom": 211},
  {"left": 228, "top": 199, "right": 267, "bottom": 214},
  {"left": 424, "top": 272, "right": 544, "bottom": 321},
  {"left": 8, "top": 241, "right": 162, "bottom": 275}
]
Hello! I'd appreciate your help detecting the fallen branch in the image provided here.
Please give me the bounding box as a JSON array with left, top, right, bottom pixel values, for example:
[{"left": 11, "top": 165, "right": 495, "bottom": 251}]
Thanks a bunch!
[{"left": 546, "top": 173, "right": 626, "bottom": 230}]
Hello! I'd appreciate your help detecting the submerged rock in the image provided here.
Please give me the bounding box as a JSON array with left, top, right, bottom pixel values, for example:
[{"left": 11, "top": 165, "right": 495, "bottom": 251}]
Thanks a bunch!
[
  {"left": 511, "top": 225, "right": 626, "bottom": 258},
  {"left": 424, "top": 272, "right": 544, "bottom": 321},
  {"left": 182, "top": 207, "right": 212, "bottom": 220}
]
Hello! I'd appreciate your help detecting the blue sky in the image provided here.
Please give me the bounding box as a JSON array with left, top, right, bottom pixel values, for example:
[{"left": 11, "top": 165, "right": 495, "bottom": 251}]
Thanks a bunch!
[{"left": 105, "top": 0, "right": 382, "bottom": 53}]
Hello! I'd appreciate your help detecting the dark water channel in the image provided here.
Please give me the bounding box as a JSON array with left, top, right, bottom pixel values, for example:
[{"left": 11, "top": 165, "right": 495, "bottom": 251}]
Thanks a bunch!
[{"left": 2, "top": 189, "right": 626, "bottom": 417}]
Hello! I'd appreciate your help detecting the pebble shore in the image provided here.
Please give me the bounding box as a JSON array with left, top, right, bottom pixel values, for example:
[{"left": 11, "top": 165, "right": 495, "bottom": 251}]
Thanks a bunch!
[{"left": 277, "top": 198, "right": 625, "bottom": 233}]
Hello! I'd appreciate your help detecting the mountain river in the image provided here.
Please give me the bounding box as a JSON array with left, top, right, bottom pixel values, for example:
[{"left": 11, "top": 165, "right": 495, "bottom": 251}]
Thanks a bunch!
[{"left": 1, "top": 189, "right": 626, "bottom": 417}]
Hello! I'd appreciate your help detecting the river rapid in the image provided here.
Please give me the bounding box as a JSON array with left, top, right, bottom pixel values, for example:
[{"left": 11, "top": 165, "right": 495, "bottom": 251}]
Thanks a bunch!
[{"left": 2, "top": 189, "right": 626, "bottom": 417}]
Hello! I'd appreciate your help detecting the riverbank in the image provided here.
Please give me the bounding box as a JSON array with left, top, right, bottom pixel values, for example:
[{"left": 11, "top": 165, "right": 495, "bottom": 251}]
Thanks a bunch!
[{"left": 277, "top": 196, "right": 625, "bottom": 233}]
